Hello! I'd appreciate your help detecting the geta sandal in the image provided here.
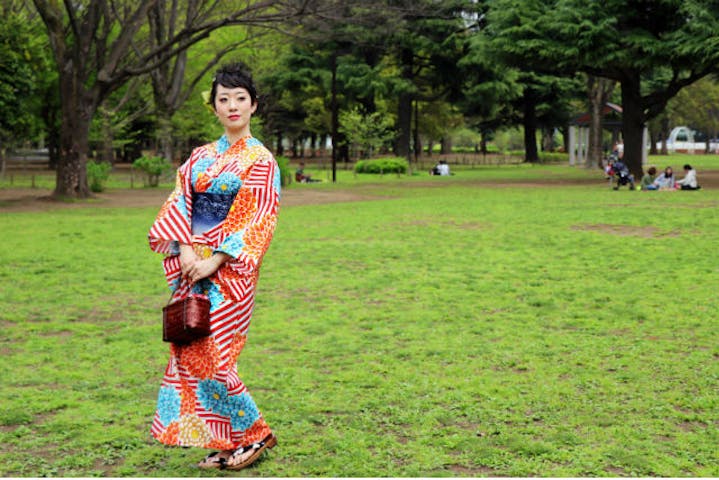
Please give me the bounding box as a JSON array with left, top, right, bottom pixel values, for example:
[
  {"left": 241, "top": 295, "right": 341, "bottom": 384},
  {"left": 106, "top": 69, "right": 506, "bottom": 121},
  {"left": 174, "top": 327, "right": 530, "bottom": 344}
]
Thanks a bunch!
[
  {"left": 197, "top": 450, "right": 232, "bottom": 469},
  {"left": 223, "top": 433, "right": 277, "bottom": 471}
]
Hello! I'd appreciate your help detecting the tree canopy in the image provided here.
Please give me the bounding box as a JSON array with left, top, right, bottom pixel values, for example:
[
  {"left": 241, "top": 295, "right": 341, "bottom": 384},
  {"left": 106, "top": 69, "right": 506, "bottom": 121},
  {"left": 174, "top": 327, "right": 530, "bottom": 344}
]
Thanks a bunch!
[{"left": 3, "top": 0, "right": 719, "bottom": 190}]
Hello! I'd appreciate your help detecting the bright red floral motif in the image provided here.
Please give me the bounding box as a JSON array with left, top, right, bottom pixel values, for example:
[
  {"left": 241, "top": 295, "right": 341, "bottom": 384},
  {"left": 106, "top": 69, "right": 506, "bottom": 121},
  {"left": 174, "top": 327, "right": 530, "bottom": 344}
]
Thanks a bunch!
[
  {"left": 177, "top": 337, "right": 221, "bottom": 379},
  {"left": 242, "top": 213, "right": 277, "bottom": 260},
  {"left": 157, "top": 422, "right": 180, "bottom": 445},
  {"left": 180, "top": 379, "right": 197, "bottom": 415},
  {"left": 223, "top": 189, "right": 257, "bottom": 234},
  {"left": 241, "top": 418, "right": 272, "bottom": 445}
]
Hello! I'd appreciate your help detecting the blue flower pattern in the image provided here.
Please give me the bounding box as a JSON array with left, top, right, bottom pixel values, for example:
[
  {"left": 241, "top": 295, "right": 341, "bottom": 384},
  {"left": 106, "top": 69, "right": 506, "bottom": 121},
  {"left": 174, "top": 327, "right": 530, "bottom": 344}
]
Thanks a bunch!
[
  {"left": 191, "top": 279, "right": 225, "bottom": 311},
  {"left": 176, "top": 194, "right": 188, "bottom": 219},
  {"left": 192, "top": 156, "right": 215, "bottom": 184},
  {"left": 246, "top": 137, "right": 262, "bottom": 149},
  {"left": 217, "top": 234, "right": 245, "bottom": 259},
  {"left": 227, "top": 393, "right": 260, "bottom": 431},
  {"left": 197, "top": 379, "right": 229, "bottom": 413},
  {"left": 156, "top": 386, "right": 181, "bottom": 426},
  {"left": 216, "top": 135, "right": 230, "bottom": 154},
  {"left": 206, "top": 172, "right": 241, "bottom": 194},
  {"left": 272, "top": 166, "right": 281, "bottom": 197}
]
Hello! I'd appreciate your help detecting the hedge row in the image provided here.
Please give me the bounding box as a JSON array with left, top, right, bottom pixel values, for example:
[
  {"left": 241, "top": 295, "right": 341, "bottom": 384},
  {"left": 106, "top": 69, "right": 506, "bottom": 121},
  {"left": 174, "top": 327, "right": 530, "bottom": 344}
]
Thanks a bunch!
[{"left": 354, "top": 157, "right": 409, "bottom": 174}]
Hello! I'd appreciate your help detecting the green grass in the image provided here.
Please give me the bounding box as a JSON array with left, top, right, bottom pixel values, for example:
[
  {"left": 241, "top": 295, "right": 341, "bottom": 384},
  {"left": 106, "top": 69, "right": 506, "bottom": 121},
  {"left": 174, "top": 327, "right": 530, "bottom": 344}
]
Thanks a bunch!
[
  {"left": 646, "top": 152, "right": 719, "bottom": 171},
  {"left": 0, "top": 165, "right": 718, "bottom": 476}
]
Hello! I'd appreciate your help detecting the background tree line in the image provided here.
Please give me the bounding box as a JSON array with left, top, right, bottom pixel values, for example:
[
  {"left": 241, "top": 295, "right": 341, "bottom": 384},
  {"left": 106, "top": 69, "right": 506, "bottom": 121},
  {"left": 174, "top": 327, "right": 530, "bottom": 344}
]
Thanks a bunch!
[{"left": 1, "top": 0, "right": 719, "bottom": 197}]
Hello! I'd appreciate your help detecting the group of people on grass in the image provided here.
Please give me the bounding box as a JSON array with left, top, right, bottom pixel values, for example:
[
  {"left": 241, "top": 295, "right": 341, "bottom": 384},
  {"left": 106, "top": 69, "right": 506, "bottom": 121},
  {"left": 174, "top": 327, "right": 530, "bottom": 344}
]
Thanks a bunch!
[
  {"left": 605, "top": 140, "right": 702, "bottom": 191},
  {"left": 606, "top": 160, "right": 701, "bottom": 191},
  {"left": 639, "top": 165, "right": 700, "bottom": 190}
]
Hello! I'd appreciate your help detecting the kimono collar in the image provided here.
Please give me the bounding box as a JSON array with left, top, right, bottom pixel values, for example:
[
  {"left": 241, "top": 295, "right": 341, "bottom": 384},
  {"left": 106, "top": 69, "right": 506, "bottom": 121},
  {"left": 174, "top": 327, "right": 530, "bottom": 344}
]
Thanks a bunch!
[{"left": 216, "top": 134, "right": 253, "bottom": 155}]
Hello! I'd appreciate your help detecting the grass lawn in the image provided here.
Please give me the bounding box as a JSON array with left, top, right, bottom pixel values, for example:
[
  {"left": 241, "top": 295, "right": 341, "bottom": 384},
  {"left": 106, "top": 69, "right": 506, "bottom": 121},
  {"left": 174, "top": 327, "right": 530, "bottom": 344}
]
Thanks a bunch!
[{"left": 0, "top": 164, "right": 717, "bottom": 477}]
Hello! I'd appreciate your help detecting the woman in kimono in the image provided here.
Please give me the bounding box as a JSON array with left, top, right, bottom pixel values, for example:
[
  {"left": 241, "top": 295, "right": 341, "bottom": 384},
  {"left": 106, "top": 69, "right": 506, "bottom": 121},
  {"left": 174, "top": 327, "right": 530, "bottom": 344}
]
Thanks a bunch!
[{"left": 148, "top": 63, "right": 281, "bottom": 471}]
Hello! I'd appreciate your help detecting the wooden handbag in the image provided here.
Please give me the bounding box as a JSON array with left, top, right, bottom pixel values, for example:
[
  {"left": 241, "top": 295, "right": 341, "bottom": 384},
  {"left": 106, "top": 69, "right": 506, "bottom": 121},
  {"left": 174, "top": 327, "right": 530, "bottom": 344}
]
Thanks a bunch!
[{"left": 162, "top": 294, "right": 211, "bottom": 344}]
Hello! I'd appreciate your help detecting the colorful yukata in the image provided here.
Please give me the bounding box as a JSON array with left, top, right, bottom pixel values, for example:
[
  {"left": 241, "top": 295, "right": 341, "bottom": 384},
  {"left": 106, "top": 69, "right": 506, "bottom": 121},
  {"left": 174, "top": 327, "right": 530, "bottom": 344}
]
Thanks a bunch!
[{"left": 148, "top": 135, "right": 280, "bottom": 450}]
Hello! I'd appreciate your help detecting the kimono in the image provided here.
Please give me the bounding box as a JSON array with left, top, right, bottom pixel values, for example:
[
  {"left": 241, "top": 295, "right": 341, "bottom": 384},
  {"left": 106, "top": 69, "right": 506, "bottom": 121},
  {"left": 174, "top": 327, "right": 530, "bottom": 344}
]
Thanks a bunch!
[{"left": 148, "top": 135, "right": 280, "bottom": 450}]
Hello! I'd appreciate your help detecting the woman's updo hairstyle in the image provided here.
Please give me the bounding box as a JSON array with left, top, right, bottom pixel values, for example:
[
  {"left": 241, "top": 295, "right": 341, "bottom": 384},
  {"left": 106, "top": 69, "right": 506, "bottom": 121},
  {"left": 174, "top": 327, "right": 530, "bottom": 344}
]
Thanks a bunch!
[{"left": 209, "top": 62, "right": 257, "bottom": 108}]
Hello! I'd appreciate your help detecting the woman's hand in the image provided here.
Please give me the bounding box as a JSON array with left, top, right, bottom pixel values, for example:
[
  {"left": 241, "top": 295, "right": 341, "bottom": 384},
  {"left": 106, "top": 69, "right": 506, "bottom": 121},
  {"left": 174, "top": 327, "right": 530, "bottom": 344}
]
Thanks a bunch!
[
  {"left": 179, "top": 244, "right": 199, "bottom": 282},
  {"left": 185, "top": 253, "right": 231, "bottom": 284}
]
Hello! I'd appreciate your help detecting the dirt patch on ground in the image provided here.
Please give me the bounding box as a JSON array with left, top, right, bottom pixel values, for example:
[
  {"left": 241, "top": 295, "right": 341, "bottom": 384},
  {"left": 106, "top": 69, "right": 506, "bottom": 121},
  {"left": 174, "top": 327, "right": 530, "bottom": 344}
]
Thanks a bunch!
[
  {"left": 0, "top": 186, "right": 384, "bottom": 213},
  {"left": 571, "top": 224, "right": 681, "bottom": 238}
]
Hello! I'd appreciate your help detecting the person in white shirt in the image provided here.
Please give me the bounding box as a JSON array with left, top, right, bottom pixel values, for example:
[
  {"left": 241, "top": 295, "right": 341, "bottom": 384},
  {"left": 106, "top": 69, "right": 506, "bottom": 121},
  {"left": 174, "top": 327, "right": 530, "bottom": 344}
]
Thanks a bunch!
[
  {"left": 676, "top": 164, "right": 701, "bottom": 190},
  {"left": 431, "top": 160, "right": 450, "bottom": 176}
]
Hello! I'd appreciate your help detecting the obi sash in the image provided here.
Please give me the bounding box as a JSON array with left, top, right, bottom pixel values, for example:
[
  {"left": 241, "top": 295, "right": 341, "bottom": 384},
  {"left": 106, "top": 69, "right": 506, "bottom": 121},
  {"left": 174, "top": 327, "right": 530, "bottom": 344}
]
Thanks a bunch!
[{"left": 191, "top": 192, "right": 235, "bottom": 235}]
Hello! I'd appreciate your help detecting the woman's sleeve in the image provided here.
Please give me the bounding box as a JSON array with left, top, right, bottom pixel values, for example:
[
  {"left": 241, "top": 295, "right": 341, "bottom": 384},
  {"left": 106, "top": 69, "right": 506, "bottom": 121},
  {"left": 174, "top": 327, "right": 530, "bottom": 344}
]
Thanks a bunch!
[
  {"left": 148, "top": 152, "right": 196, "bottom": 255},
  {"left": 215, "top": 153, "right": 281, "bottom": 274}
]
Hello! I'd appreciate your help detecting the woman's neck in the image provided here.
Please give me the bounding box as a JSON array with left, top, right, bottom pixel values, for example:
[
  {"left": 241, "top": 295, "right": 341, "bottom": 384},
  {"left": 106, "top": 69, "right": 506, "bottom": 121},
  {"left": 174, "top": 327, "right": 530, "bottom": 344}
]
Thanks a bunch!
[{"left": 225, "top": 128, "right": 251, "bottom": 146}]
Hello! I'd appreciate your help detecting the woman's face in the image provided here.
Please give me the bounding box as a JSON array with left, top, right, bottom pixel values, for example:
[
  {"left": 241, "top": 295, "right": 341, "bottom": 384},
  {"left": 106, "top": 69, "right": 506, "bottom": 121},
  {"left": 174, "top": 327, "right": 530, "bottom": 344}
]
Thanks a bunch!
[
  {"left": 665, "top": 167, "right": 673, "bottom": 176},
  {"left": 213, "top": 85, "right": 257, "bottom": 136}
]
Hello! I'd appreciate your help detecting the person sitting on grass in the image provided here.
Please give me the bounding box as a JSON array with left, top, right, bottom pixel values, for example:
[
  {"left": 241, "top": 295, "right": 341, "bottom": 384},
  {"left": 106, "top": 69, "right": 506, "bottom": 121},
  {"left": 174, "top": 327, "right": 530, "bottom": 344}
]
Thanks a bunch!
[
  {"left": 652, "top": 166, "right": 675, "bottom": 190},
  {"left": 640, "top": 166, "right": 658, "bottom": 190},
  {"left": 430, "top": 160, "right": 450, "bottom": 176},
  {"left": 676, "top": 164, "right": 701, "bottom": 190},
  {"left": 295, "top": 162, "right": 320, "bottom": 183}
]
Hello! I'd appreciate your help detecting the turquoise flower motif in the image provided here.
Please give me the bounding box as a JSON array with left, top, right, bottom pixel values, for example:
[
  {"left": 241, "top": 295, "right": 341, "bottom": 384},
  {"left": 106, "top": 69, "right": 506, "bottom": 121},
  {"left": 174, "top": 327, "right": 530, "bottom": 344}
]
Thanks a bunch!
[
  {"left": 197, "top": 379, "right": 229, "bottom": 414},
  {"left": 272, "top": 167, "right": 282, "bottom": 195},
  {"left": 207, "top": 284, "right": 225, "bottom": 310},
  {"left": 216, "top": 135, "right": 231, "bottom": 155},
  {"left": 227, "top": 393, "right": 260, "bottom": 431},
  {"left": 157, "top": 386, "right": 181, "bottom": 426},
  {"left": 192, "top": 156, "right": 215, "bottom": 184},
  {"left": 206, "top": 172, "right": 241, "bottom": 194},
  {"left": 191, "top": 279, "right": 224, "bottom": 310},
  {"left": 176, "top": 195, "right": 188, "bottom": 219},
  {"left": 218, "top": 234, "right": 245, "bottom": 258},
  {"left": 246, "top": 137, "right": 261, "bottom": 148}
]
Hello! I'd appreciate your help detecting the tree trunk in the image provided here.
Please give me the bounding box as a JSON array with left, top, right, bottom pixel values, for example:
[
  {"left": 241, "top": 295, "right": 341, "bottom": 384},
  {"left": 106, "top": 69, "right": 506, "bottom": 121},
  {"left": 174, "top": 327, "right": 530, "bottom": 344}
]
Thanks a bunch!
[
  {"left": 541, "top": 127, "right": 554, "bottom": 152},
  {"left": 395, "top": 48, "right": 413, "bottom": 160},
  {"left": 276, "top": 131, "right": 284, "bottom": 156},
  {"left": 587, "top": 76, "right": 614, "bottom": 169},
  {"left": 330, "top": 53, "right": 338, "bottom": 182},
  {"left": 413, "top": 100, "right": 420, "bottom": 162},
  {"left": 480, "top": 132, "right": 487, "bottom": 154},
  {"left": 396, "top": 93, "right": 412, "bottom": 158},
  {"left": 440, "top": 137, "right": 452, "bottom": 154},
  {"left": 523, "top": 90, "right": 539, "bottom": 163},
  {"left": 649, "top": 129, "right": 658, "bottom": 155},
  {"left": 99, "top": 109, "right": 115, "bottom": 164},
  {"left": 55, "top": 70, "right": 94, "bottom": 198},
  {"left": 42, "top": 83, "right": 60, "bottom": 170},
  {"left": 561, "top": 126, "right": 570, "bottom": 153},
  {"left": 156, "top": 109, "right": 174, "bottom": 162},
  {"left": 0, "top": 147, "right": 6, "bottom": 179},
  {"left": 427, "top": 140, "right": 433, "bottom": 156},
  {"left": 620, "top": 74, "right": 646, "bottom": 180}
]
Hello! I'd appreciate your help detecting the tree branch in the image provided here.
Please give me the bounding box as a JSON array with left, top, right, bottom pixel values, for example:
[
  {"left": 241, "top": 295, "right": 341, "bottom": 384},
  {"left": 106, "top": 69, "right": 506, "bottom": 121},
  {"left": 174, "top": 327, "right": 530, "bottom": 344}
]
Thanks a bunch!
[{"left": 62, "top": 0, "right": 80, "bottom": 41}]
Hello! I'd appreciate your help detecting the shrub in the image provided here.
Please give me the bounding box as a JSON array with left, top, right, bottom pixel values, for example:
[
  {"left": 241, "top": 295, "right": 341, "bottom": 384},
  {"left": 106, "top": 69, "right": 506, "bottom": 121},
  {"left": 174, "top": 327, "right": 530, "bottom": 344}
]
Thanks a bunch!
[
  {"left": 275, "top": 156, "right": 293, "bottom": 187},
  {"left": 354, "top": 157, "right": 408, "bottom": 174},
  {"left": 132, "top": 155, "right": 172, "bottom": 187},
  {"left": 538, "top": 152, "right": 569, "bottom": 163},
  {"left": 86, "top": 161, "right": 112, "bottom": 192},
  {"left": 505, "top": 151, "right": 570, "bottom": 163}
]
